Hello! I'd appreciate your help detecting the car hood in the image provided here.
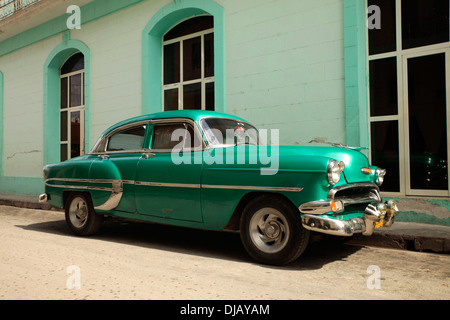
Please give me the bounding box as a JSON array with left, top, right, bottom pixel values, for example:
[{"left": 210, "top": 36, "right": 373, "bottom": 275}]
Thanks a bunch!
[
  {"left": 277, "top": 145, "right": 372, "bottom": 183},
  {"left": 212, "top": 145, "right": 372, "bottom": 183}
]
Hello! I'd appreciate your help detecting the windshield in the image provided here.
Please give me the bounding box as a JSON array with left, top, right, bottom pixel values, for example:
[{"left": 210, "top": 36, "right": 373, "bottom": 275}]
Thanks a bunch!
[{"left": 201, "top": 118, "right": 260, "bottom": 146}]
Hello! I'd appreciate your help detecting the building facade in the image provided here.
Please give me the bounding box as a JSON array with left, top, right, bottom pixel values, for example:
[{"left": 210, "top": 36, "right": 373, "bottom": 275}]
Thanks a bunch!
[{"left": 0, "top": 0, "right": 449, "bottom": 225}]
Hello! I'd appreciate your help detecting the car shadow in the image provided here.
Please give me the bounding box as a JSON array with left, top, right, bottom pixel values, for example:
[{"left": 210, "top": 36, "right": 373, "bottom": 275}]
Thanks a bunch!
[{"left": 16, "top": 218, "right": 363, "bottom": 270}]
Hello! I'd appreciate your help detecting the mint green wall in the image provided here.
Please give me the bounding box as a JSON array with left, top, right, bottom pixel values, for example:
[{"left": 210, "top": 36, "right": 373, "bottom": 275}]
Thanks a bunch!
[{"left": 225, "top": 0, "right": 346, "bottom": 146}]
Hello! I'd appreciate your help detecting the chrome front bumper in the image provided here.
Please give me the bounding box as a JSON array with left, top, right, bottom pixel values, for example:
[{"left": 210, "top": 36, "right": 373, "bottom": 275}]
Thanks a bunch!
[
  {"left": 301, "top": 201, "right": 398, "bottom": 236},
  {"left": 299, "top": 183, "right": 399, "bottom": 237}
]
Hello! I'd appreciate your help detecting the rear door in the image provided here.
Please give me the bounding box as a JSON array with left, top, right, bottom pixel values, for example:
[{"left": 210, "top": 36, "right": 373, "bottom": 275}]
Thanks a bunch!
[{"left": 89, "top": 122, "right": 149, "bottom": 213}]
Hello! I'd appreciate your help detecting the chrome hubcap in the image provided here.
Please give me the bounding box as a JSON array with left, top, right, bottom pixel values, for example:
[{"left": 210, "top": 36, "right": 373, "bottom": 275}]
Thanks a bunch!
[
  {"left": 69, "top": 197, "right": 88, "bottom": 228},
  {"left": 249, "top": 208, "right": 290, "bottom": 253}
]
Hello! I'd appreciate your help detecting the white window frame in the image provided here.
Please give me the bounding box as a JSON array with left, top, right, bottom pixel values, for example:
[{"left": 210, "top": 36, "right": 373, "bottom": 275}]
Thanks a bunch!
[
  {"left": 366, "top": 0, "right": 450, "bottom": 199},
  {"left": 60, "top": 68, "right": 85, "bottom": 161},
  {"left": 162, "top": 21, "right": 214, "bottom": 111}
]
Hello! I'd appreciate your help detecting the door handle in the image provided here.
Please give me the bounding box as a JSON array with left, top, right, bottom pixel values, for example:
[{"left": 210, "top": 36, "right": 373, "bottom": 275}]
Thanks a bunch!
[{"left": 142, "top": 152, "right": 156, "bottom": 159}]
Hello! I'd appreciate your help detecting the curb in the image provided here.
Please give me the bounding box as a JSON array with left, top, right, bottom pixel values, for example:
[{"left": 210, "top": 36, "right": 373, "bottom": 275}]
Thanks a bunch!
[
  {"left": 0, "top": 198, "right": 52, "bottom": 211},
  {"left": 349, "top": 223, "right": 450, "bottom": 254}
]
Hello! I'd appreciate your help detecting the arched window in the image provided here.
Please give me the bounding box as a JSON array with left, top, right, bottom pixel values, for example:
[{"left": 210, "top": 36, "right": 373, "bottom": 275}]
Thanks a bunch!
[
  {"left": 162, "top": 15, "right": 214, "bottom": 111},
  {"left": 60, "top": 52, "right": 85, "bottom": 161}
]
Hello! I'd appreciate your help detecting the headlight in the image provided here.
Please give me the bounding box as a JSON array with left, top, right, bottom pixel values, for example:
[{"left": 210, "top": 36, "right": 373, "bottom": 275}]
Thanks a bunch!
[
  {"left": 375, "top": 168, "right": 386, "bottom": 186},
  {"left": 327, "top": 159, "right": 345, "bottom": 185}
]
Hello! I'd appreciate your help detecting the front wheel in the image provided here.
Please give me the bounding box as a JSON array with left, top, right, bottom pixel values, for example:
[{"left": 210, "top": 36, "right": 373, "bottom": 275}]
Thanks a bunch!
[
  {"left": 240, "top": 196, "right": 310, "bottom": 265},
  {"left": 65, "top": 192, "right": 103, "bottom": 236}
]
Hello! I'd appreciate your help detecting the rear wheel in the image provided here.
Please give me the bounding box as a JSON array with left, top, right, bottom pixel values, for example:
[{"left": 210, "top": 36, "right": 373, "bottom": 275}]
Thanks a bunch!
[
  {"left": 65, "top": 192, "right": 103, "bottom": 236},
  {"left": 240, "top": 195, "right": 310, "bottom": 265}
]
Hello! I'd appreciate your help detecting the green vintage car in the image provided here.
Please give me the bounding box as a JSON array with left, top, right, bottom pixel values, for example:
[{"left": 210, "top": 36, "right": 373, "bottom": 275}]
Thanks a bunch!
[{"left": 40, "top": 110, "right": 398, "bottom": 265}]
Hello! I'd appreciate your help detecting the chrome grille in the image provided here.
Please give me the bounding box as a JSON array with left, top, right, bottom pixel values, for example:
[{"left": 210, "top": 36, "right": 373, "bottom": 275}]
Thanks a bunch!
[{"left": 328, "top": 183, "right": 381, "bottom": 205}]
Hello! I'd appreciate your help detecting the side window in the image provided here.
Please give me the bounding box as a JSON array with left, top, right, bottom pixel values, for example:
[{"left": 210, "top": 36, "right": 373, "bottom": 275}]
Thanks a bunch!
[
  {"left": 151, "top": 123, "right": 202, "bottom": 151},
  {"left": 107, "top": 125, "right": 147, "bottom": 152}
]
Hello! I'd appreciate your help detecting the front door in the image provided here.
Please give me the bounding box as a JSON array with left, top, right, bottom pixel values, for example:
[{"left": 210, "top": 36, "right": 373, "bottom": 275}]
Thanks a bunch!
[{"left": 135, "top": 120, "right": 204, "bottom": 222}]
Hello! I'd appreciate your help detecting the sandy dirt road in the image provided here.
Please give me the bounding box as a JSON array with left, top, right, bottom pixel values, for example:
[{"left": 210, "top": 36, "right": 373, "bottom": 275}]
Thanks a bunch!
[{"left": 0, "top": 205, "right": 449, "bottom": 300}]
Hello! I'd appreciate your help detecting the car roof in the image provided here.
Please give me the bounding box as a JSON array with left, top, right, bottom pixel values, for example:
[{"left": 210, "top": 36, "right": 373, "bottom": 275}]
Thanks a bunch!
[{"left": 102, "top": 110, "right": 248, "bottom": 136}]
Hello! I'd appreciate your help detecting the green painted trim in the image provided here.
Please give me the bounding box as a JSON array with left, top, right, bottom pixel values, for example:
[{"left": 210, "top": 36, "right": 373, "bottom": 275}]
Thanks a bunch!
[
  {"left": 0, "top": 71, "right": 3, "bottom": 177},
  {"left": 0, "top": 0, "right": 143, "bottom": 57},
  {"left": 142, "top": 0, "right": 225, "bottom": 114},
  {"left": 43, "top": 38, "right": 91, "bottom": 165},
  {"left": 343, "top": 0, "right": 369, "bottom": 148}
]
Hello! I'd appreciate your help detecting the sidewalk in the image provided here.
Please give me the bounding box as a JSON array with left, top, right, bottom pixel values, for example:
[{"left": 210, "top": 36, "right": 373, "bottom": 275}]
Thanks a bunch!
[
  {"left": 0, "top": 193, "right": 52, "bottom": 210},
  {"left": 1, "top": 193, "right": 449, "bottom": 254}
]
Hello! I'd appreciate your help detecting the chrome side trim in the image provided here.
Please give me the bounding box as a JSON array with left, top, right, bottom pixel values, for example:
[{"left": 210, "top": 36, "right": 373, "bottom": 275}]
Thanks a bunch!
[
  {"left": 46, "top": 178, "right": 300, "bottom": 192},
  {"left": 94, "top": 181, "right": 124, "bottom": 211},
  {"left": 45, "top": 178, "right": 116, "bottom": 192},
  {"left": 45, "top": 178, "right": 123, "bottom": 211},
  {"left": 135, "top": 181, "right": 201, "bottom": 189},
  {"left": 202, "top": 184, "right": 303, "bottom": 192}
]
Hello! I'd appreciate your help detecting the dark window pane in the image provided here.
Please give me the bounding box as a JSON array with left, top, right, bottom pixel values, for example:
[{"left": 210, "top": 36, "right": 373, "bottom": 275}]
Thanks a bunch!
[
  {"left": 183, "top": 36, "right": 202, "bottom": 81},
  {"left": 205, "top": 82, "right": 215, "bottom": 111},
  {"left": 163, "top": 42, "right": 180, "bottom": 85},
  {"left": 151, "top": 124, "right": 186, "bottom": 150},
  {"left": 164, "top": 89, "right": 179, "bottom": 111},
  {"left": 164, "top": 16, "right": 213, "bottom": 41},
  {"left": 368, "top": 0, "right": 396, "bottom": 55},
  {"left": 60, "top": 111, "right": 68, "bottom": 142},
  {"left": 71, "top": 111, "right": 81, "bottom": 159},
  {"left": 371, "top": 121, "right": 400, "bottom": 192},
  {"left": 204, "top": 32, "right": 214, "bottom": 77},
  {"left": 107, "top": 125, "right": 147, "bottom": 151},
  {"left": 61, "top": 52, "right": 84, "bottom": 75},
  {"left": 369, "top": 57, "right": 398, "bottom": 116},
  {"left": 402, "top": 0, "right": 449, "bottom": 50},
  {"left": 408, "top": 53, "right": 448, "bottom": 190},
  {"left": 61, "top": 77, "right": 68, "bottom": 109},
  {"left": 70, "top": 74, "right": 82, "bottom": 107},
  {"left": 183, "top": 83, "right": 201, "bottom": 110},
  {"left": 60, "top": 144, "right": 68, "bottom": 162}
]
